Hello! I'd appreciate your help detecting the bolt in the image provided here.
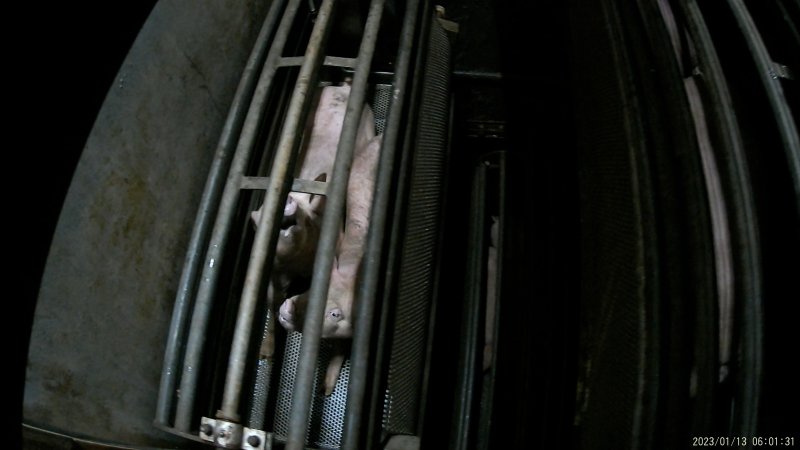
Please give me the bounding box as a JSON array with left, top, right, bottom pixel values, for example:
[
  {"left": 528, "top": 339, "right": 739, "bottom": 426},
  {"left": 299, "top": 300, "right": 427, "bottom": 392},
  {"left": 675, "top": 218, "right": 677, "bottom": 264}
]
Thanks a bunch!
[
  {"left": 200, "top": 424, "right": 213, "bottom": 436},
  {"left": 247, "top": 435, "right": 261, "bottom": 447}
]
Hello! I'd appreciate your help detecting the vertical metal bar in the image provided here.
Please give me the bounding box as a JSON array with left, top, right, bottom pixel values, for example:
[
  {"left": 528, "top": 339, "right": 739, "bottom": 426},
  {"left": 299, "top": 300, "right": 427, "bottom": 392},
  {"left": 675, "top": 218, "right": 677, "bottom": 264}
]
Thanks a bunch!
[
  {"left": 174, "top": 0, "right": 305, "bottom": 431},
  {"left": 219, "top": 0, "right": 337, "bottom": 421},
  {"left": 451, "top": 162, "right": 487, "bottom": 450},
  {"left": 155, "top": 0, "right": 286, "bottom": 426},
  {"left": 365, "top": 3, "right": 425, "bottom": 446},
  {"left": 341, "top": 0, "right": 421, "bottom": 445},
  {"left": 285, "top": 0, "right": 385, "bottom": 448}
]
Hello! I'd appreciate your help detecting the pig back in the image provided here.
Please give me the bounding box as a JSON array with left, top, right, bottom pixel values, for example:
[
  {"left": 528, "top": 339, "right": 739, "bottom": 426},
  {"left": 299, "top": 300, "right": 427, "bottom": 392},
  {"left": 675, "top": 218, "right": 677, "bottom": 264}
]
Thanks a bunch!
[{"left": 295, "top": 83, "right": 376, "bottom": 183}]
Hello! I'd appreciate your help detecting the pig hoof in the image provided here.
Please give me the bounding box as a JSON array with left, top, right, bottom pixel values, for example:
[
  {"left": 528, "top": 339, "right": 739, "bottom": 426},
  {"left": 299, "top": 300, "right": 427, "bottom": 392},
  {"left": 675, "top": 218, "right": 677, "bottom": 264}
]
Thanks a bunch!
[{"left": 278, "top": 298, "right": 296, "bottom": 330}]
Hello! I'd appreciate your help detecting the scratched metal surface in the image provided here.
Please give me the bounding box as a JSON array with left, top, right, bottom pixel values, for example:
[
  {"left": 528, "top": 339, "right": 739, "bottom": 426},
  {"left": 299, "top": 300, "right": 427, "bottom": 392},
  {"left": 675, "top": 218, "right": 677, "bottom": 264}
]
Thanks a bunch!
[{"left": 23, "top": 0, "right": 270, "bottom": 446}]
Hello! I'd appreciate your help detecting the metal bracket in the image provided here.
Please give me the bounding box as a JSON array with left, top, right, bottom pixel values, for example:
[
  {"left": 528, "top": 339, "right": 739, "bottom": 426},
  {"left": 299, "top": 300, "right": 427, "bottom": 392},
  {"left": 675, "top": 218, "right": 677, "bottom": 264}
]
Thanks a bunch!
[
  {"left": 434, "top": 5, "right": 460, "bottom": 34},
  {"left": 770, "top": 61, "right": 795, "bottom": 80},
  {"left": 241, "top": 176, "right": 328, "bottom": 196},
  {"left": 242, "top": 428, "right": 270, "bottom": 450},
  {"left": 199, "top": 417, "right": 243, "bottom": 448}
]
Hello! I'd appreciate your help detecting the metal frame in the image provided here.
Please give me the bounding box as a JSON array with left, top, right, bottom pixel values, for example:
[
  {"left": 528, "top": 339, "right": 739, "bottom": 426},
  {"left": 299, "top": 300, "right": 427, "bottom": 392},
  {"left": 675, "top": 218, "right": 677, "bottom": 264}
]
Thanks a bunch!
[{"left": 157, "top": 0, "right": 437, "bottom": 445}]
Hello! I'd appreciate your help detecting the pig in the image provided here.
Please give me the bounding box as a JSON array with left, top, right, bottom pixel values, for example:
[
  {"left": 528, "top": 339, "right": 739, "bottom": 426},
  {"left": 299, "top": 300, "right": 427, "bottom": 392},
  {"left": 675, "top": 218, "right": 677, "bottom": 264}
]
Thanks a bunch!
[
  {"left": 278, "top": 132, "right": 382, "bottom": 395},
  {"left": 277, "top": 132, "right": 382, "bottom": 338},
  {"left": 250, "top": 81, "right": 375, "bottom": 302}
]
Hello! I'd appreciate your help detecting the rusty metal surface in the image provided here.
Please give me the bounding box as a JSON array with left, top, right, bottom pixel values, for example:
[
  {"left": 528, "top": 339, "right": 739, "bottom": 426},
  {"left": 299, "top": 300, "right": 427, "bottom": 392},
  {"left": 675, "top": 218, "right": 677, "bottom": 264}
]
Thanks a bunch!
[{"left": 23, "top": 0, "right": 270, "bottom": 446}]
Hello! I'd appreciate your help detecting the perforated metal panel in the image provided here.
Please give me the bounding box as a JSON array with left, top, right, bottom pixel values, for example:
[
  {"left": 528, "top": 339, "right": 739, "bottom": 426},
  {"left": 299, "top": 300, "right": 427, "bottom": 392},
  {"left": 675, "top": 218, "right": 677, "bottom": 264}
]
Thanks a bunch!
[
  {"left": 273, "top": 332, "right": 351, "bottom": 449},
  {"left": 384, "top": 16, "right": 452, "bottom": 435}
]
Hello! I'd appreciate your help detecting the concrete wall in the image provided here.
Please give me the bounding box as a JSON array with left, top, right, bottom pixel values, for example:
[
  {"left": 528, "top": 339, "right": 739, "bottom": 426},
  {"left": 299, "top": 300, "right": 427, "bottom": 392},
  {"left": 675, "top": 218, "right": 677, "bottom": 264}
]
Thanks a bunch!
[{"left": 24, "top": 0, "right": 270, "bottom": 446}]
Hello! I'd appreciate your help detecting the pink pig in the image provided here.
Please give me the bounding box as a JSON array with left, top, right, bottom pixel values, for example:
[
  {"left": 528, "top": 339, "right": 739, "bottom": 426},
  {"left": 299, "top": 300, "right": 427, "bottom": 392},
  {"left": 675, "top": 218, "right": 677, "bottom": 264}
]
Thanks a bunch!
[
  {"left": 277, "top": 132, "right": 381, "bottom": 339},
  {"left": 250, "top": 82, "right": 375, "bottom": 301}
]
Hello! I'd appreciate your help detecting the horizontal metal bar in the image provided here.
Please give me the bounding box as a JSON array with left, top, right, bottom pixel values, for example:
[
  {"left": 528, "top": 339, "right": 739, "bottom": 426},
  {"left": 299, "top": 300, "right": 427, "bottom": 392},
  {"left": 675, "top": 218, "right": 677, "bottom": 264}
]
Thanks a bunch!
[
  {"left": 218, "top": 0, "right": 337, "bottom": 424},
  {"left": 279, "top": 55, "right": 358, "bottom": 68},
  {"left": 155, "top": 0, "right": 285, "bottom": 427},
  {"left": 452, "top": 69, "right": 503, "bottom": 80},
  {"left": 240, "top": 176, "right": 328, "bottom": 195},
  {"left": 173, "top": 0, "right": 304, "bottom": 432},
  {"left": 286, "top": 0, "right": 386, "bottom": 448}
]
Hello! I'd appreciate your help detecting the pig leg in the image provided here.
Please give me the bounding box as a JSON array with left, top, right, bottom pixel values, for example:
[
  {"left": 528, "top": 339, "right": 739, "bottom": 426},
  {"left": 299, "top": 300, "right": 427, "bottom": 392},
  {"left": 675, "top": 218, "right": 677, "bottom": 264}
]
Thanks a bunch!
[{"left": 322, "top": 340, "right": 348, "bottom": 396}]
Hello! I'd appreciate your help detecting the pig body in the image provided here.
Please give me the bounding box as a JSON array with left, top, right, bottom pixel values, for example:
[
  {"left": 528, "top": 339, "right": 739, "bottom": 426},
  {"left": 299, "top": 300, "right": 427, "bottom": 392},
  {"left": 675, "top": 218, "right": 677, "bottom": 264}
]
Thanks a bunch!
[
  {"left": 251, "top": 82, "right": 375, "bottom": 300},
  {"left": 277, "top": 132, "right": 382, "bottom": 339}
]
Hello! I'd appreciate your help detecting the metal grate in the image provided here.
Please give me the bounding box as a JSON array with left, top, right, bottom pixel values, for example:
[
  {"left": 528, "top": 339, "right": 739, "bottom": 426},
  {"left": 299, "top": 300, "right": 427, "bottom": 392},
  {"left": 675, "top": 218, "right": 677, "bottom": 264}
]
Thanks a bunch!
[
  {"left": 384, "top": 16, "right": 452, "bottom": 435},
  {"left": 373, "top": 84, "right": 392, "bottom": 135},
  {"left": 274, "top": 332, "right": 351, "bottom": 449}
]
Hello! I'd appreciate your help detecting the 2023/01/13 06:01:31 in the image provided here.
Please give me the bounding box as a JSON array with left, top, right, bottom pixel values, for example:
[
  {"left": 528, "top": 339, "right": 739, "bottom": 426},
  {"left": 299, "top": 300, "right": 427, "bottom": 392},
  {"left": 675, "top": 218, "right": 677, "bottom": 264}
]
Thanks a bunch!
[{"left": 692, "top": 436, "right": 796, "bottom": 446}]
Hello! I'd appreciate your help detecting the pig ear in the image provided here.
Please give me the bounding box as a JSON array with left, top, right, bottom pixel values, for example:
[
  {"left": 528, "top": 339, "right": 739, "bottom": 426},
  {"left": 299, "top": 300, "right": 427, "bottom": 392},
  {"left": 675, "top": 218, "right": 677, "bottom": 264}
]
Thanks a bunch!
[{"left": 250, "top": 209, "right": 261, "bottom": 228}]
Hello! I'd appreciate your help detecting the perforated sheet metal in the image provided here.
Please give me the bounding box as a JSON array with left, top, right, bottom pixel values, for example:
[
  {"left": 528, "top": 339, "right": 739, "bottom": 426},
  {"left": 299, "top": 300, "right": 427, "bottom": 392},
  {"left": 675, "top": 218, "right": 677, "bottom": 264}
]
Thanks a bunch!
[
  {"left": 373, "top": 84, "right": 392, "bottom": 135},
  {"left": 273, "top": 332, "right": 351, "bottom": 449},
  {"left": 249, "top": 309, "right": 275, "bottom": 429},
  {"left": 384, "top": 17, "right": 452, "bottom": 435}
]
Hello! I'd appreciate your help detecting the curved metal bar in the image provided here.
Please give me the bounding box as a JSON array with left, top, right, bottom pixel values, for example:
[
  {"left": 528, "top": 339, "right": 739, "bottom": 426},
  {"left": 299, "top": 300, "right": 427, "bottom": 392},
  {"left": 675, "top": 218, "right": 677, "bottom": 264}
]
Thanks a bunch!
[
  {"left": 285, "top": 0, "right": 386, "bottom": 448},
  {"left": 173, "top": 0, "right": 305, "bottom": 431},
  {"left": 218, "top": 0, "right": 337, "bottom": 421},
  {"left": 727, "top": 0, "right": 800, "bottom": 210},
  {"left": 683, "top": 0, "right": 764, "bottom": 437},
  {"left": 155, "top": 0, "right": 286, "bottom": 427}
]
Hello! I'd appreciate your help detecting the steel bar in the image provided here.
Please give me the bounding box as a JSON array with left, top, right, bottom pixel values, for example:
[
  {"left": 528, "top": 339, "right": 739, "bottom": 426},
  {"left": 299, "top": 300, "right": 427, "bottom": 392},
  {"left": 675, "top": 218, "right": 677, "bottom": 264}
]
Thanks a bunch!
[
  {"left": 727, "top": 0, "right": 800, "bottom": 209},
  {"left": 451, "top": 161, "right": 487, "bottom": 450},
  {"left": 241, "top": 176, "right": 328, "bottom": 195},
  {"left": 174, "top": 0, "right": 305, "bottom": 431},
  {"left": 340, "top": 0, "right": 421, "bottom": 446},
  {"left": 365, "top": 3, "right": 427, "bottom": 445},
  {"left": 154, "top": 0, "right": 286, "bottom": 427},
  {"left": 285, "top": 0, "right": 386, "bottom": 448},
  {"left": 685, "top": 0, "right": 763, "bottom": 437},
  {"left": 219, "top": 0, "right": 337, "bottom": 421},
  {"left": 279, "top": 55, "right": 357, "bottom": 68}
]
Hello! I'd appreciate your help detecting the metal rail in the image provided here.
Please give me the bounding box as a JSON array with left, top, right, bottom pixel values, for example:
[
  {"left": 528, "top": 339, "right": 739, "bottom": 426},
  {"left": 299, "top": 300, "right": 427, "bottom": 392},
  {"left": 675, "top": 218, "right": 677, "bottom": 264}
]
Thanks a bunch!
[
  {"left": 173, "top": 0, "right": 305, "bottom": 431},
  {"left": 284, "top": 0, "right": 387, "bottom": 447}
]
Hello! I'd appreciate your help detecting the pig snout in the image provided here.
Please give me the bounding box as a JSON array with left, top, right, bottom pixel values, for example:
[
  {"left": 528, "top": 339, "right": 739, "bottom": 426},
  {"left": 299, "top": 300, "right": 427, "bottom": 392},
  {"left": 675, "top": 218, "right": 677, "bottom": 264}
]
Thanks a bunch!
[
  {"left": 276, "top": 286, "right": 352, "bottom": 338},
  {"left": 278, "top": 296, "right": 298, "bottom": 331}
]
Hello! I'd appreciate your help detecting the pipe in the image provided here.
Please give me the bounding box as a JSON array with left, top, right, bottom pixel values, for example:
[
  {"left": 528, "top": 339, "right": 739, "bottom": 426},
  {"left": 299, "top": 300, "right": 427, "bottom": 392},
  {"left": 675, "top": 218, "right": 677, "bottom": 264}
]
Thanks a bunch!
[{"left": 174, "top": 0, "right": 305, "bottom": 431}]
